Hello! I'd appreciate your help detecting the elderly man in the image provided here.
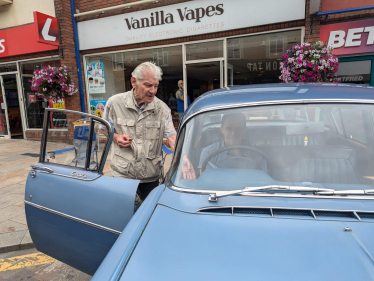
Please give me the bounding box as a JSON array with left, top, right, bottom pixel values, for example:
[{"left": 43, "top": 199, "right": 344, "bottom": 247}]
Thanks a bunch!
[
  {"left": 103, "top": 62, "right": 176, "bottom": 200},
  {"left": 181, "top": 113, "right": 267, "bottom": 180}
]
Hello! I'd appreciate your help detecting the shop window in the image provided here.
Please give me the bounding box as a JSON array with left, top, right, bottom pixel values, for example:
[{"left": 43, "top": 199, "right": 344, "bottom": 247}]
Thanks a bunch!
[
  {"left": 186, "top": 41, "right": 223, "bottom": 61},
  {"left": 227, "top": 39, "right": 241, "bottom": 60},
  {"left": 336, "top": 60, "right": 371, "bottom": 85},
  {"left": 86, "top": 46, "right": 182, "bottom": 121},
  {"left": 227, "top": 30, "right": 301, "bottom": 86},
  {"left": 152, "top": 49, "right": 169, "bottom": 67},
  {"left": 0, "top": 63, "right": 17, "bottom": 73},
  {"left": 269, "top": 35, "right": 284, "bottom": 58},
  {"left": 20, "top": 59, "right": 61, "bottom": 129}
]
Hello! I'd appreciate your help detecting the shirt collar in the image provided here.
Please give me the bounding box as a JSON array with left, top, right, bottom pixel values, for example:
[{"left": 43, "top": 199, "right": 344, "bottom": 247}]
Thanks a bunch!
[{"left": 131, "top": 90, "right": 146, "bottom": 111}]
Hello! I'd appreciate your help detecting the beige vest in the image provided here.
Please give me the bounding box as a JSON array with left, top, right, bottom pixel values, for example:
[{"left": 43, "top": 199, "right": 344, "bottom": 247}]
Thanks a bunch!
[{"left": 109, "top": 90, "right": 169, "bottom": 183}]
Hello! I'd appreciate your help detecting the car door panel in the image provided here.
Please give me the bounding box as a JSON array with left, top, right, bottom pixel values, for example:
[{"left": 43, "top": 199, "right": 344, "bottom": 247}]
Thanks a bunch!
[{"left": 24, "top": 108, "right": 139, "bottom": 276}]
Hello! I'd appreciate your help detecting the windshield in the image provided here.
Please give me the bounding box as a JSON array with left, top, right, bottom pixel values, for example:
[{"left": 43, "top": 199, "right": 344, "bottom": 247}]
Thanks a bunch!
[{"left": 168, "top": 103, "right": 374, "bottom": 194}]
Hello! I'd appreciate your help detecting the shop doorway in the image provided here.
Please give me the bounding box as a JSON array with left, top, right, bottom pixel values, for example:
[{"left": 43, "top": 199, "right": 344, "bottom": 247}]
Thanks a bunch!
[
  {"left": 186, "top": 60, "right": 223, "bottom": 103},
  {"left": 0, "top": 74, "right": 24, "bottom": 139}
]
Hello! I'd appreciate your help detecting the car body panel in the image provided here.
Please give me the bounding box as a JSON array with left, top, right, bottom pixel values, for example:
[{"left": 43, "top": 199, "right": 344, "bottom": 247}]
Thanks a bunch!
[
  {"left": 119, "top": 204, "right": 374, "bottom": 281},
  {"left": 91, "top": 185, "right": 165, "bottom": 281}
]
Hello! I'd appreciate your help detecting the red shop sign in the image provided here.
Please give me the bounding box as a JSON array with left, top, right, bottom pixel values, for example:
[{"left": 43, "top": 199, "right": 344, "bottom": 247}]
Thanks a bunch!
[
  {"left": 320, "top": 18, "right": 374, "bottom": 56},
  {"left": 0, "top": 12, "right": 59, "bottom": 58},
  {"left": 33, "top": 12, "right": 60, "bottom": 46}
]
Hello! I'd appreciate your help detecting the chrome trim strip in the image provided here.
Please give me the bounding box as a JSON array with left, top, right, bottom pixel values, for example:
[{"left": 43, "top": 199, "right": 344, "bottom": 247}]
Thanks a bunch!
[
  {"left": 25, "top": 201, "right": 121, "bottom": 235},
  {"left": 196, "top": 205, "right": 374, "bottom": 218},
  {"left": 310, "top": 210, "right": 316, "bottom": 219},
  {"left": 169, "top": 185, "right": 374, "bottom": 200},
  {"left": 35, "top": 170, "right": 102, "bottom": 181},
  {"left": 181, "top": 98, "right": 374, "bottom": 128},
  {"left": 353, "top": 211, "right": 361, "bottom": 221}
]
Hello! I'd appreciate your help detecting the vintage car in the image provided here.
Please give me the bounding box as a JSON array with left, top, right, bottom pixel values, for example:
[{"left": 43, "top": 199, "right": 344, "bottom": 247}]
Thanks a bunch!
[{"left": 25, "top": 84, "right": 374, "bottom": 280}]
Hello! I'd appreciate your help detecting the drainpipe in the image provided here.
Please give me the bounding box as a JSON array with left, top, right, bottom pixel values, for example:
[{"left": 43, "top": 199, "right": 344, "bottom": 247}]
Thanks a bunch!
[{"left": 70, "top": 0, "right": 86, "bottom": 113}]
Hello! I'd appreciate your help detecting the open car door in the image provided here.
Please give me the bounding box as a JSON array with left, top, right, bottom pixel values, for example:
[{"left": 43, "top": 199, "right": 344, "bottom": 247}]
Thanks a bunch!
[{"left": 25, "top": 108, "right": 139, "bottom": 276}]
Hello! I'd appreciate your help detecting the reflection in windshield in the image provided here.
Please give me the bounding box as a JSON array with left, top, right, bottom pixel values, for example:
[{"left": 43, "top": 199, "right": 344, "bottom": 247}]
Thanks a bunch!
[{"left": 169, "top": 104, "right": 374, "bottom": 194}]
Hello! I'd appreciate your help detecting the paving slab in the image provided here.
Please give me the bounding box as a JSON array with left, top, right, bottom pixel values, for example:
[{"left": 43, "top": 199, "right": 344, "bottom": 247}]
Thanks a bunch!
[{"left": 0, "top": 230, "right": 27, "bottom": 254}]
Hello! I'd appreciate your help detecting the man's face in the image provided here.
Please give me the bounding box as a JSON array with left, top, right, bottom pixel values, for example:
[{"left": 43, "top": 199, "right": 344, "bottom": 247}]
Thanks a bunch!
[
  {"left": 131, "top": 70, "right": 159, "bottom": 104},
  {"left": 178, "top": 80, "right": 183, "bottom": 90},
  {"left": 220, "top": 117, "right": 246, "bottom": 146}
]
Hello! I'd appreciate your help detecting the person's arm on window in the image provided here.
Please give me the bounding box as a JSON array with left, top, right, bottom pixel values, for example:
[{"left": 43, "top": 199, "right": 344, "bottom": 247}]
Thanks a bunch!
[{"left": 176, "top": 90, "right": 184, "bottom": 101}]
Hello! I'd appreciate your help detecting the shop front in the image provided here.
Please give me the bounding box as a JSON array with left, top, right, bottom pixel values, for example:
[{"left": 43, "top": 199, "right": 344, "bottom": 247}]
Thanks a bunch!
[
  {"left": 0, "top": 12, "right": 60, "bottom": 139},
  {"left": 320, "top": 18, "right": 374, "bottom": 86},
  {"left": 79, "top": 0, "right": 305, "bottom": 116}
]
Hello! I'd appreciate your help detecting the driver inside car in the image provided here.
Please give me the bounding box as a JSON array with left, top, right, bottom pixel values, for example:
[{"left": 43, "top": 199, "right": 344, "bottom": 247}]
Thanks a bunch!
[{"left": 182, "top": 113, "right": 267, "bottom": 180}]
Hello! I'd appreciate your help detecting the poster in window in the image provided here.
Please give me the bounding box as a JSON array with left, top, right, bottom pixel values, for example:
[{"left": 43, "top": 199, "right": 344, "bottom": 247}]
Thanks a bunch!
[
  {"left": 48, "top": 98, "right": 67, "bottom": 128},
  {"left": 87, "top": 62, "right": 105, "bottom": 94},
  {"left": 90, "top": 100, "right": 106, "bottom": 117}
]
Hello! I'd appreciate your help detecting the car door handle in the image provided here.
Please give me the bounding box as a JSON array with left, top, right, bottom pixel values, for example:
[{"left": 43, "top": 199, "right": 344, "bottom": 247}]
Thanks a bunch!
[{"left": 31, "top": 165, "right": 54, "bottom": 173}]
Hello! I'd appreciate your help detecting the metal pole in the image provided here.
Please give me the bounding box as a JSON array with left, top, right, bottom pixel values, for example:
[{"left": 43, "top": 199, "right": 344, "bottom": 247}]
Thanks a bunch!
[{"left": 70, "top": 0, "right": 86, "bottom": 113}]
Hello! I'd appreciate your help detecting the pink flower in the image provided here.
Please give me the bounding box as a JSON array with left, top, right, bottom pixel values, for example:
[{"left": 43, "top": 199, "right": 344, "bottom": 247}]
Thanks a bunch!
[
  {"left": 301, "top": 76, "right": 306, "bottom": 81},
  {"left": 331, "top": 61, "right": 336, "bottom": 66},
  {"left": 308, "top": 62, "right": 314, "bottom": 68}
]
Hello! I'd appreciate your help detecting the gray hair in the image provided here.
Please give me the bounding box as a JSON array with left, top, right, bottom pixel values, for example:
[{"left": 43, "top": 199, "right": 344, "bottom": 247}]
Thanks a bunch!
[{"left": 132, "top": 61, "right": 163, "bottom": 84}]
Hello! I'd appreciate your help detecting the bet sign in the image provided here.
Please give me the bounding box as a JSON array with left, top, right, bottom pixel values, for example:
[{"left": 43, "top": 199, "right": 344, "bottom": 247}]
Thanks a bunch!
[{"left": 320, "top": 18, "right": 374, "bottom": 56}]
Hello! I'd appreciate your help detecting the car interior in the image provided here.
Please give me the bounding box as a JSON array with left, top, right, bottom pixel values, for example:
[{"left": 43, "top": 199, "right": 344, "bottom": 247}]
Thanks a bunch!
[{"left": 176, "top": 105, "right": 374, "bottom": 191}]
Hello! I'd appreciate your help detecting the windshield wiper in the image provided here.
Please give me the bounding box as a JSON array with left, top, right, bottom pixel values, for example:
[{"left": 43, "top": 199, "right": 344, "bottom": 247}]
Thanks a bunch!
[
  {"left": 208, "top": 185, "right": 334, "bottom": 202},
  {"left": 315, "top": 189, "right": 374, "bottom": 196}
]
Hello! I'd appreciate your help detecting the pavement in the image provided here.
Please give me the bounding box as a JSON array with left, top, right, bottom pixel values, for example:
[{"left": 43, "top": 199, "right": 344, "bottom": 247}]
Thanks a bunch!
[{"left": 0, "top": 138, "right": 173, "bottom": 255}]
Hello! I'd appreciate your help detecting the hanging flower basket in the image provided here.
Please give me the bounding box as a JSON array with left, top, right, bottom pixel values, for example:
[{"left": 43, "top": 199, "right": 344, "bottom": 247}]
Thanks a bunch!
[
  {"left": 29, "top": 66, "right": 78, "bottom": 100},
  {"left": 279, "top": 41, "right": 339, "bottom": 83}
]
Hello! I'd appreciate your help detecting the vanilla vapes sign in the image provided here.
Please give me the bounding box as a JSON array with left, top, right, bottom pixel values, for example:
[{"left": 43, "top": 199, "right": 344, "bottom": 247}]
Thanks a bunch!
[
  {"left": 125, "top": 4, "right": 224, "bottom": 29},
  {"left": 78, "top": 0, "right": 306, "bottom": 50},
  {"left": 123, "top": 4, "right": 224, "bottom": 42}
]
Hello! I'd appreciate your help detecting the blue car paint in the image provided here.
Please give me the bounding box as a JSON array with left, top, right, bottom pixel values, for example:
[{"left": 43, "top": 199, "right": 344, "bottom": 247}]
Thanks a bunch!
[
  {"left": 91, "top": 185, "right": 165, "bottom": 281},
  {"left": 25, "top": 164, "right": 139, "bottom": 231},
  {"left": 26, "top": 204, "right": 118, "bottom": 276},
  {"left": 25, "top": 163, "right": 139, "bottom": 274},
  {"left": 118, "top": 204, "right": 374, "bottom": 281}
]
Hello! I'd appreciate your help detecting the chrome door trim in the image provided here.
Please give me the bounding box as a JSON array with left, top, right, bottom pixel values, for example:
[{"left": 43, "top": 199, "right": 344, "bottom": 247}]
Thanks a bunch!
[
  {"left": 25, "top": 201, "right": 121, "bottom": 235},
  {"left": 168, "top": 185, "right": 374, "bottom": 200},
  {"left": 32, "top": 169, "right": 102, "bottom": 181}
]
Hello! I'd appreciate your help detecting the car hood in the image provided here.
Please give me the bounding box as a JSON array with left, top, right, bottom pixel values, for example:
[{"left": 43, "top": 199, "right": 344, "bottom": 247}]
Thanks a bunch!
[{"left": 120, "top": 205, "right": 374, "bottom": 281}]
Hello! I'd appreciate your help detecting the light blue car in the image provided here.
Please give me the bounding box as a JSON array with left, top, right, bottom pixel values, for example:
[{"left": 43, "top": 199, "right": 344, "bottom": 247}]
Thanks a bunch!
[{"left": 25, "top": 84, "right": 374, "bottom": 280}]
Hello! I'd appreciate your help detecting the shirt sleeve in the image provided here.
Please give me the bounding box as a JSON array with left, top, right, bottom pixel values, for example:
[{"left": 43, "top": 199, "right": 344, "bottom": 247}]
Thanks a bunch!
[
  {"left": 176, "top": 90, "right": 183, "bottom": 99},
  {"left": 198, "top": 145, "right": 211, "bottom": 169},
  {"left": 164, "top": 108, "right": 177, "bottom": 139},
  {"left": 102, "top": 98, "right": 113, "bottom": 124}
]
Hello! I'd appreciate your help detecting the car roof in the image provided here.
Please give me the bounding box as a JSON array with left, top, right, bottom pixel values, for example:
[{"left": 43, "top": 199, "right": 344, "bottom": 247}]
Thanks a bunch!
[{"left": 182, "top": 83, "right": 374, "bottom": 122}]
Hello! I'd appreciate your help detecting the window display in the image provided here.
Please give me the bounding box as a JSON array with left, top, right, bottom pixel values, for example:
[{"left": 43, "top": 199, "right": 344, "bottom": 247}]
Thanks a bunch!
[{"left": 20, "top": 59, "right": 61, "bottom": 129}]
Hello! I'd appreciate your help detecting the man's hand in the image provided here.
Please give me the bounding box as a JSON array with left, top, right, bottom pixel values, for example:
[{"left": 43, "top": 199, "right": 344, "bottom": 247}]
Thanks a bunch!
[
  {"left": 114, "top": 133, "right": 132, "bottom": 148},
  {"left": 168, "top": 134, "right": 176, "bottom": 151},
  {"left": 181, "top": 155, "right": 196, "bottom": 180}
]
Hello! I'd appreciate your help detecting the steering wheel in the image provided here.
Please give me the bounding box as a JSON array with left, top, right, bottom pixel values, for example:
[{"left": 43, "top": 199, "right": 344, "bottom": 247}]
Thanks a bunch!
[{"left": 201, "top": 145, "right": 270, "bottom": 172}]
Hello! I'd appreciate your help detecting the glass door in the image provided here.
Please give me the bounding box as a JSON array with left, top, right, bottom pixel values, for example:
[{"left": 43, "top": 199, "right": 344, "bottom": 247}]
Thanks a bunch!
[
  {"left": 186, "top": 60, "right": 223, "bottom": 102},
  {"left": 0, "top": 74, "right": 24, "bottom": 138},
  {"left": 0, "top": 76, "right": 10, "bottom": 138}
]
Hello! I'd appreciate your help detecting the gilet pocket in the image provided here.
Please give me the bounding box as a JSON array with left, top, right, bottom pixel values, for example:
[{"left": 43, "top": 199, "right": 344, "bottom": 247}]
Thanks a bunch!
[
  {"left": 117, "top": 118, "right": 135, "bottom": 136},
  {"left": 145, "top": 121, "right": 161, "bottom": 159}
]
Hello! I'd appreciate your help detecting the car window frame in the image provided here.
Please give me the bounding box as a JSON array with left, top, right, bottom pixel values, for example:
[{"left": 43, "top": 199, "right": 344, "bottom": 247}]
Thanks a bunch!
[{"left": 39, "top": 108, "right": 113, "bottom": 174}]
